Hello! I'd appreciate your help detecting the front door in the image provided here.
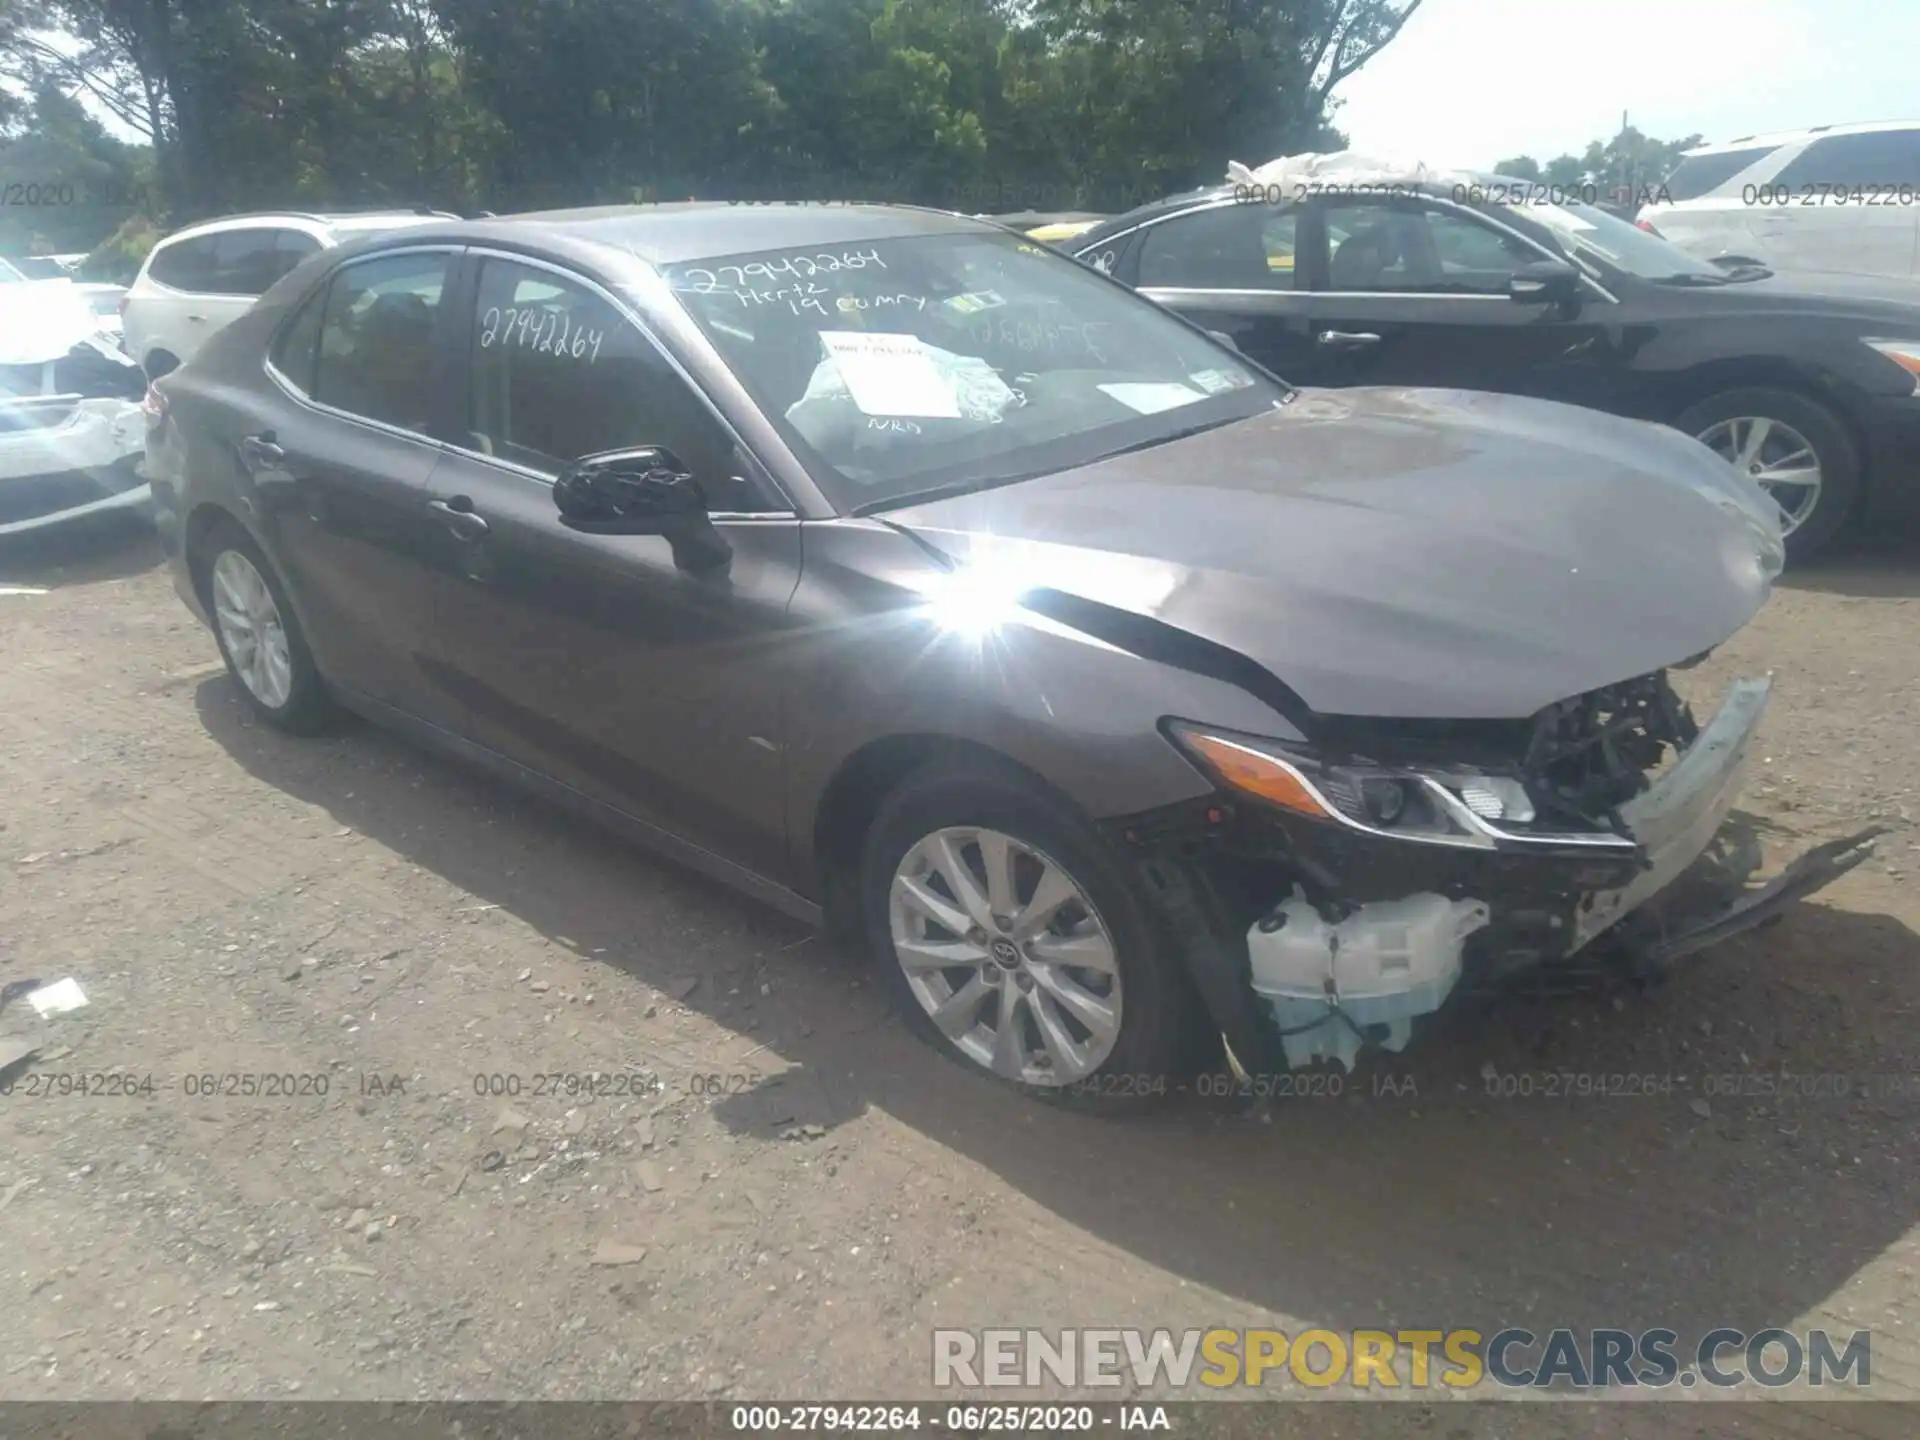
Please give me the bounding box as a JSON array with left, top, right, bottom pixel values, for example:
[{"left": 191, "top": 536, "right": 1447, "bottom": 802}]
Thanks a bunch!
[
  {"left": 1305, "top": 198, "right": 1618, "bottom": 405},
  {"left": 421, "top": 252, "right": 803, "bottom": 880}
]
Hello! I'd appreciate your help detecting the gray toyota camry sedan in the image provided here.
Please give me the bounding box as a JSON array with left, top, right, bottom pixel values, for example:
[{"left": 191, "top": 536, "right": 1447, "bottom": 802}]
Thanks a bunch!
[{"left": 144, "top": 202, "right": 1880, "bottom": 1102}]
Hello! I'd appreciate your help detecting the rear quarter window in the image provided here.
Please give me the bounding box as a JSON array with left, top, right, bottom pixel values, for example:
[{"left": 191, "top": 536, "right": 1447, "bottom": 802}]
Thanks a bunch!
[
  {"left": 147, "top": 235, "right": 218, "bottom": 291},
  {"left": 1771, "top": 131, "right": 1920, "bottom": 189},
  {"left": 1663, "top": 146, "right": 1780, "bottom": 200}
]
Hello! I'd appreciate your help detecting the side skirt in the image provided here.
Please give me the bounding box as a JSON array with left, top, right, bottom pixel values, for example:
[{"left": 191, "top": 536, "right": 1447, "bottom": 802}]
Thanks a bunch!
[{"left": 333, "top": 687, "right": 826, "bottom": 929}]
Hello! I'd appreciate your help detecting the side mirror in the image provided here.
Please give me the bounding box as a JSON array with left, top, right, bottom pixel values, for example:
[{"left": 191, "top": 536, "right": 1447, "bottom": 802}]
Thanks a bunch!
[
  {"left": 1507, "top": 260, "right": 1582, "bottom": 306},
  {"left": 1206, "top": 329, "right": 1243, "bottom": 354},
  {"left": 553, "top": 446, "right": 732, "bottom": 572}
]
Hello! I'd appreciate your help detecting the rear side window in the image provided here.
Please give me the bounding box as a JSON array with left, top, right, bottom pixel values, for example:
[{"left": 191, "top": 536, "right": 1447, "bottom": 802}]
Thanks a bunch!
[
  {"left": 147, "top": 235, "right": 218, "bottom": 291},
  {"left": 271, "top": 289, "right": 326, "bottom": 394},
  {"left": 200, "top": 228, "right": 316, "bottom": 297},
  {"left": 1137, "top": 205, "right": 1297, "bottom": 290},
  {"left": 1771, "top": 131, "right": 1920, "bottom": 189},
  {"left": 1663, "top": 147, "right": 1779, "bottom": 200},
  {"left": 311, "top": 252, "right": 452, "bottom": 432}
]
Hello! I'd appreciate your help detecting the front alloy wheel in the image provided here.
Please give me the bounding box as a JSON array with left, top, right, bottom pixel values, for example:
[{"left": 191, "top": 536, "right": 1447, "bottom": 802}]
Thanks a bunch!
[
  {"left": 1695, "top": 414, "right": 1823, "bottom": 537},
  {"left": 889, "top": 826, "right": 1122, "bottom": 1085}
]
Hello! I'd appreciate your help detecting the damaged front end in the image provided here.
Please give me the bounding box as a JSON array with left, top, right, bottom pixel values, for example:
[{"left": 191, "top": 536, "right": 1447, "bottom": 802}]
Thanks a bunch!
[
  {"left": 1, "top": 284, "right": 149, "bottom": 537},
  {"left": 1122, "top": 670, "right": 1881, "bottom": 1073}
]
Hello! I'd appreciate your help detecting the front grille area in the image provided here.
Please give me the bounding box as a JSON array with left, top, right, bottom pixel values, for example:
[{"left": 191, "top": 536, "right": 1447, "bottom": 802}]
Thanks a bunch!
[{"left": 1520, "top": 670, "right": 1701, "bottom": 829}]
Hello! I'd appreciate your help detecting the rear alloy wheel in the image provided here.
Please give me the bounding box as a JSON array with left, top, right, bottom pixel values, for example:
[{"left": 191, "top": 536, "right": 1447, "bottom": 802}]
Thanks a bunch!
[
  {"left": 860, "top": 759, "right": 1206, "bottom": 1104},
  {"left": 200, "top": 520, "right": 333, "bottom": 733},
  {"left": 1679, "top": 387, "right": 1859, "bottom": 561},
  {"left": 889, "top": 826, "right": 1122, "bottom": 1085}
]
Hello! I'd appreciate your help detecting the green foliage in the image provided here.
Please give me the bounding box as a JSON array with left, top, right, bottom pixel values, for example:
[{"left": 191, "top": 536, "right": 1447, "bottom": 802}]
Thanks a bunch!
[
  {"left": 1497, "top": 125, "right": 1706, "bottom": 198},
  {"left": 0, "top": 0, "right": 1420, "bottom": 244}
]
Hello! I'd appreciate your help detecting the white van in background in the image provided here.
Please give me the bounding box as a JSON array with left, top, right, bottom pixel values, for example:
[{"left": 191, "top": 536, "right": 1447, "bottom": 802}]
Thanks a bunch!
[
  {"left": 1638, "top": 121, "right": 1920, "bottom": 281},
  {"left": 121, "top": 209, "right": 456, "bottom": 381}
]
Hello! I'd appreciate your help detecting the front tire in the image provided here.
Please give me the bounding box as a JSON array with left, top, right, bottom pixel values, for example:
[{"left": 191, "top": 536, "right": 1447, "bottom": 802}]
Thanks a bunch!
[
  {"left": 1678, "top": 386, "right": 1859, "bottom": 561},
  {"left": 858, "top": 758, "right": 1205, "bottom": 1105},
  {"left": 198, "top": 519, "right": 333, "bottom": 734}
]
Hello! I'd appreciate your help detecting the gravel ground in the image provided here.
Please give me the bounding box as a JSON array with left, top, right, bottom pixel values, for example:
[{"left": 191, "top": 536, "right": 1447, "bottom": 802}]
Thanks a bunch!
[{"left": 2, "top": 516, "right": 1918, "bottom": 1432}]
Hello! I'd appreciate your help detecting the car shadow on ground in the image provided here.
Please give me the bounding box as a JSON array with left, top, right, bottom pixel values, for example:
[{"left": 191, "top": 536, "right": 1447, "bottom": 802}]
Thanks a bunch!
[
  {"left": 195, "top": 677, "right": 1920, "bottom": 1356},
  {"left": 1782, "top": 531, "right": 1920, "bottom": 599},
  {"left": 0, "top": 513, "right": 162, "bottom": 589}
]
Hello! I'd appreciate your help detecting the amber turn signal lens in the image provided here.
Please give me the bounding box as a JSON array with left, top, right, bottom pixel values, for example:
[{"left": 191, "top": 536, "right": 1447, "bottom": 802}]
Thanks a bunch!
[{"left": 1180, "top": 733, "right": 1334, "bottom": 820}]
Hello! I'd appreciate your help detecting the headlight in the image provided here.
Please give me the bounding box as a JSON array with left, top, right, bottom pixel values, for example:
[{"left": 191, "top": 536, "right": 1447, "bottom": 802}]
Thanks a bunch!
[
  {"left": 1864, "top": 339, "right": 1920, "bottom": 395},
  {"left": 1168, "top": 724, "right": 1635, "bottom": 853}
]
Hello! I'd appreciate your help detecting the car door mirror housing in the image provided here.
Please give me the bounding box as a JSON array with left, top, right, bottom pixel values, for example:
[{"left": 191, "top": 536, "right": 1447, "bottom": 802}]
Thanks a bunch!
[
  {"left": 553, "top": 446, "right": 733, "bottom": 572},
  {"left": 1508, "top": 260, "right": 1582, "bottom": 306}
]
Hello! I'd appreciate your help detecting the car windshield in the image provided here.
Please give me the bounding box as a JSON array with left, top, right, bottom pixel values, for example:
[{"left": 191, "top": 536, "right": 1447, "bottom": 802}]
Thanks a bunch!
[
  {"left": 661, "top": 230, "right": 1283, "bottom": 513},
  {"left": 1491, "top": 196, "right": 1731, "bottom": 282},
  {"left": 5, "top": 256, "right": 68, "bottom": 280}
]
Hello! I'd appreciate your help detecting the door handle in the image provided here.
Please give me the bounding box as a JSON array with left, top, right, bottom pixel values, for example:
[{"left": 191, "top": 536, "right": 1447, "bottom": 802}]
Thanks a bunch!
[
  {"left": 240, "top": 432, "right": 286, "bottom": 468},
  {"left": 186, "top": 314, "right": 207, "bottom": 323},
  {"left": 1317, "top": 330, "right": 1382, "bottom": 348},
  {"left": 429, "top": 497, "right": 490, "bottom": 541}
]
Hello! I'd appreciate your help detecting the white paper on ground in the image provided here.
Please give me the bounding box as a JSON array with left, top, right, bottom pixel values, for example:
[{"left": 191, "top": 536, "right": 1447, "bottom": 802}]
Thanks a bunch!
[
  {"left": 1098, "top": 382, "right": 1207, "bottom": 415},
  {"left": 819, "top": 331, "right": 961, "bottom": 418},
  {"left": 27, "top": 977, "right": 89, "bottom": 1016}
]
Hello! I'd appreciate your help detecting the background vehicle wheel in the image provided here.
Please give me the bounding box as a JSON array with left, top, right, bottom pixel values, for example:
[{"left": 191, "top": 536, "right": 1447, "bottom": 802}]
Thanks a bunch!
[
  {"left": 859, "top": 758, "right": 1206, "bottom": 1106},
  {"left": 197, "top": 519, "right": 333, "bottom": 734},
  {"left": 1677, "top": 386, "right": 1859, "bottom": 561}
]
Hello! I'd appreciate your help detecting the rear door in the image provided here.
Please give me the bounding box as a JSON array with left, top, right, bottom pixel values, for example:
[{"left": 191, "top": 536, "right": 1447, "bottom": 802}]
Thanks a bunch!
[
  {"left": 1123, "top": 199, "right": 1324, "bottom": 382},
  {"left": 1305, "top": 196, "right": 1616, "bottom": 403},
  {"left": 1746, "top": 131, "right": 1920, "bottom": 280},
  {"left": 249, "top": 246, "right": 467, "bottom": 726},
  {"left": 420, "top": 250, "right": 803, "bottom": 879}
]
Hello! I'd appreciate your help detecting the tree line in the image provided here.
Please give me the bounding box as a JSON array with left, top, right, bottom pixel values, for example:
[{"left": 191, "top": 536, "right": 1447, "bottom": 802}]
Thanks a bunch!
[{"left": 0, "top": 0, "right": 1424, "bottom": 274}]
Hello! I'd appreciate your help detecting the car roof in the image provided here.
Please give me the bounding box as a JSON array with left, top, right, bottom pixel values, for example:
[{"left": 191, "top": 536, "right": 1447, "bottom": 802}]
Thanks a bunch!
[
  {"left": 160, "top": 211, "right": 456, "bottom": 244},
  {"left": 1685, "top": 119, "right": 1920, "bottom": 154},
  {"left": 342, "top": 201, "right": 1006, "bottom": 268}
]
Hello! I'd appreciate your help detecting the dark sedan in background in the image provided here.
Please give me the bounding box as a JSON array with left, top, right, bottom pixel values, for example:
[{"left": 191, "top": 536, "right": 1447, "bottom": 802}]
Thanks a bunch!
[
  {"left": 144, "top": 202, "right": 1871, "bottom": 1101},
  {"left": 1067, "top": 177, "right": 1920, "bottom": 558}
]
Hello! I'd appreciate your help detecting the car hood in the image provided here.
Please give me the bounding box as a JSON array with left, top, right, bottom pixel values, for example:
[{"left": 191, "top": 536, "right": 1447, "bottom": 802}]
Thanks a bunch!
[
  {"left": 0, "top": 280, "right": 110, "bottom": 367},
  {"left": 886, "top": 387, "right": 1784, "bottom": 721},
  {"left": 1669, "top": 267, "right": 1920, "bottom": 324}
]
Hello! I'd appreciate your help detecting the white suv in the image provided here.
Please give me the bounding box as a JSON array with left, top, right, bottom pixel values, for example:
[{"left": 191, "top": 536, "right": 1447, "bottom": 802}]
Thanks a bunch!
[
  {"left": 122, "top": 210, "right": 457, "bottom": 380},
  {"left": 1638, "top": 121, "right": 1920, "bottom": 281}
]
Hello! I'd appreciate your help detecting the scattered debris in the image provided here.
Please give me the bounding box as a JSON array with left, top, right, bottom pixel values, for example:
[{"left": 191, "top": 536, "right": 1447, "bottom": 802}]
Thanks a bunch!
[
  {"left": 1689, "top": 1099, "right": 1712, "bottom": 1119},
  {"left": 324, "top": 1261, "right": 379, "bottom": 1279},
  {"left": 635, "top": 1161, "right": 666, "bottom": 1193},
  {"left": 0, "top": 978, "right": 45, "bottom": 1013},
  {"left": 563, "top": 1109, "right": 586, "bottom": 1136},
  {"left": 253, "top": 1301, "right": 282, "bottom": 1312},
  {"left": 0, "top": 1037, "right": 40, "bottom": 1082},
  {"left": 778, "top": 1124, "right": 827, "bottom": 1142},
  {"left": 492, "top": 1107, "right": 531, "bottom": 1135},
  {"left": 0, "top": 585, "right": 50, "bottom": 597},
  {"left": 0, "top": 1178, "right": 35, "bottom": 1211},
  {"left": 590, "top": 1241, "right": 648, "bottom": 1268},
  {"left": 27, "top": 978, "right": 88, "bottom": 1017},
  {"left": 671, "top": 977, "right": 700, "bottom": 1001},
  {"left": 635, "top": 1115, "right": 656, "bottom": 1149},
  {"left": 478, "top": 1150, "right": 505, "bottom": 1173}
]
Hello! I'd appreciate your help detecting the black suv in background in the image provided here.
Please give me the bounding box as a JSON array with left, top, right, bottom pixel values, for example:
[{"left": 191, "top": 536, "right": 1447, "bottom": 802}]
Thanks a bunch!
[{"left": 1067, "top": 178, "right": 1920, "bottom": 559}]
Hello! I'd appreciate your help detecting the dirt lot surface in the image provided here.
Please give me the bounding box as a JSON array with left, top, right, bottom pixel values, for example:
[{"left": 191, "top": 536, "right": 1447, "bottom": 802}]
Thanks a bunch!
[{"left": 3, "top": 518, "right": 1920, "bottom": 1434}]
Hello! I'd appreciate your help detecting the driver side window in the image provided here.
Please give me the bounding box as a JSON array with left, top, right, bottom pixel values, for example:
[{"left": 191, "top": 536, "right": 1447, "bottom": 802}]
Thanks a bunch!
[
  {"left": 1323, "top": 201, "right": 1539, "bottom": 295},
  {"left": 465, "top": 258, "right": 778, "bottom": 513}
]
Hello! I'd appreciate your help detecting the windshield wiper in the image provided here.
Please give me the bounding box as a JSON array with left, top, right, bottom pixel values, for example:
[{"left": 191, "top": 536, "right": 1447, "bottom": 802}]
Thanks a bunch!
[
  {"left": 1654, "top": 272, "right": 1735, "bottom": 287},
  {"left": 849, "top": 467, "right": 1056, "bottom": 517},
  {"left": 1087, "top": 413, "right": 1244, "bottom": 463}
]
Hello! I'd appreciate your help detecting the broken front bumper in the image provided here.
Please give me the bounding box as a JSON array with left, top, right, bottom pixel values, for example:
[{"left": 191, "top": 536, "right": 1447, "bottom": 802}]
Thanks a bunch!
[{"left": 1233, "top": 677, "right": 1882, "bottom": 1069}]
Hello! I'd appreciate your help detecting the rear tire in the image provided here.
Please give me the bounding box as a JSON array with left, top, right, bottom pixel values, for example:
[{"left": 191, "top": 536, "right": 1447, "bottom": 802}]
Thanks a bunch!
[
  {"left": 858, "top": 757, "right": 1206, "bottom": 1107},
  {"left": 1677, "top": 386, "right": 1859, "bottom": 562},
  {"left": 196, "top": 519, "right": 334, "bottom": 735}
]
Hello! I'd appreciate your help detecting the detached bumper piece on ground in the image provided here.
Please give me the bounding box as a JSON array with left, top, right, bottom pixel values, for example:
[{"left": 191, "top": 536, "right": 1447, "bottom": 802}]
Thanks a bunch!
[{"left": 1, "top": 285, "right": 149, "bottom": 538}]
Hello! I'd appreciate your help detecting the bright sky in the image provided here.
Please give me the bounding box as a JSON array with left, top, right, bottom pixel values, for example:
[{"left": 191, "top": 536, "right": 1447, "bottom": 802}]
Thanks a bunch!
[{"left": 1336, "top": 0, "right": 1920, "bottom": 167}]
